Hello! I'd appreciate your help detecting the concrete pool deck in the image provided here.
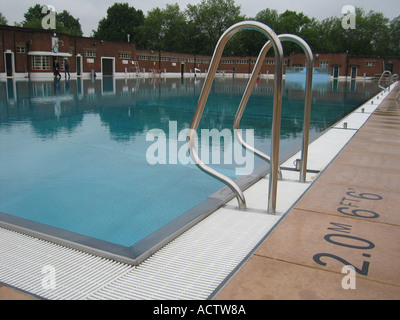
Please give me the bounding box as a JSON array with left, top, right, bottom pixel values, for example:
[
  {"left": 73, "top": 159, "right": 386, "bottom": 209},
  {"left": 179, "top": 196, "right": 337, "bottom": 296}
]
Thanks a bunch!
[
  {"left": 215, "top": 82, "right": 400, "bottom": 300},
  {"left": 1, "top": 82, "right": 399, "bottom": 300}
]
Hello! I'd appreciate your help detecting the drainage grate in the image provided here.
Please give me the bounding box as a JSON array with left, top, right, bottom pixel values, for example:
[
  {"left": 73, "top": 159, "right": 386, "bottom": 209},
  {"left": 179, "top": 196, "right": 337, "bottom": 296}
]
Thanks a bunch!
[{"left": 0, "top": 207, "right": 280, "bottom": 300}]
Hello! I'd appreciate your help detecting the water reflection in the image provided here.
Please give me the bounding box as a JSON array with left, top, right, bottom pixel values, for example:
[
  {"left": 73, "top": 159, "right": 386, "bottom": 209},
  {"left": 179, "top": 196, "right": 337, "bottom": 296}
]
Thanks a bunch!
[{"left": 0, "top": 76, "right": 380, "bottom": 143}]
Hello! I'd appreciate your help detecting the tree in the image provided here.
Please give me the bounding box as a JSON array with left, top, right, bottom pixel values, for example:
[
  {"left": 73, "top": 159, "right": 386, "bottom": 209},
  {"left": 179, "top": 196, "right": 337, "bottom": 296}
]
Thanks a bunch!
[
  {"left": 225, "top": 9, "right": 280, "bottom": 57},
  {"left": 185, "top": 0, "right": 244, "bottom": 55},
  {"left": 256, "top": 8, "right": 280, "bottom": 31},
  {"left": 57, "top": 10, "right": 83, "bottom": 36},
  {"left": 388, "top": 16, "right": 400, "bottom": 56},
  {"left": 20, "top": 4, "right": 83, "bottom": 36},
  {"left": 338, "top": 9, "right": 388, "bottom": 55},
  {"left": 0, "top": 12, "right": 7, "bottom": 25},
  {"left": 137, "top": 4, "right": 188, "bottom": 52},
  {"left": 227, "top": 9, "right": 316, "bottom": 57},
  {"left": 93, "top": 3, "right": 144, "bottom": 42},
  {"left": 312, "top": 17, "right": 343, "bottom": 53},
  {"left": 161, "top": 4, "right": 189, "bottom": 53}
]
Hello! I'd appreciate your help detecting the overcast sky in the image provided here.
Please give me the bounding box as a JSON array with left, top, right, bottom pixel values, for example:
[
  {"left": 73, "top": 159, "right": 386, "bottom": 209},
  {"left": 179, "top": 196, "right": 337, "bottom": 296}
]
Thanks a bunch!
[{"left": 1, "top": 0, "right": 399, "bottom": 37}]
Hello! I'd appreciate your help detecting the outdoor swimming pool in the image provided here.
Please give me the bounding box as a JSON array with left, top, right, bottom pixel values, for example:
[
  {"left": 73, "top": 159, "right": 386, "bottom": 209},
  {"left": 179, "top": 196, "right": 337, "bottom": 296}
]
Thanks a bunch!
[{"left": 0, "top": 76, "right": 380, "bottom": 264}]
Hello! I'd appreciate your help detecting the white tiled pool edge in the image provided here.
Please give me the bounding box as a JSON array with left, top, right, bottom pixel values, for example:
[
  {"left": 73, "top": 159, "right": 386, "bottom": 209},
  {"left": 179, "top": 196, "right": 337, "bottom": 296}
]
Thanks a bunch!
[{"left": 0, "top": 85, "right": 395, "bottom": 300}]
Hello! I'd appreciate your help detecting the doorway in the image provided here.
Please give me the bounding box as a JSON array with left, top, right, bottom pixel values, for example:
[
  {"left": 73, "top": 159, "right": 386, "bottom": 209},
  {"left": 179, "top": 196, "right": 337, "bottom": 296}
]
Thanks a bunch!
[
  {"left": 76, "top": 55, "right": 82, "bottom": 76},
  {"left": 102, "top": 58, "right": 114, "bottom": 77},
  {"left": 350, "top": 66, "right": 357, "bottom": 79},
  {"left": 180, "top": 63, "right": 185, "bottom": 77},
  {"left": 333, "top": 65, "right": 340, "bottom": 78},
  {"left": 5, "top": 52, "right": 14, "bottom": 77}
]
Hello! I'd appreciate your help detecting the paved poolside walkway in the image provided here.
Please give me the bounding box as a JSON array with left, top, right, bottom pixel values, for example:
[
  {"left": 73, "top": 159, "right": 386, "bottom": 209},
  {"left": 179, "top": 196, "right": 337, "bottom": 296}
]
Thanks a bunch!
[{"left": 215, "top": 82, "right": 400, "bottom": 300}]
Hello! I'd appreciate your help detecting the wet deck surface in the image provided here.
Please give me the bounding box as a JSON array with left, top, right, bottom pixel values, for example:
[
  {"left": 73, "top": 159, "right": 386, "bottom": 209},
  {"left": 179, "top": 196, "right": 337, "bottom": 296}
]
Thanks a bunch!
[{"left": 215, "top": 83, "right": 400, "bottom": 300}]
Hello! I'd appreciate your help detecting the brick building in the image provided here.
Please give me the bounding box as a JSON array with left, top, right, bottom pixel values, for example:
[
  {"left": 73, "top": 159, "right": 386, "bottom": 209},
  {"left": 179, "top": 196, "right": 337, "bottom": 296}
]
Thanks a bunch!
[
  {"left": 1, "top": 25, "right": 398, "bottom": 80},
  {"left": 134, "top": 49, "right": 290, "bottom": 76},
  {"left": 290, "top": 52, "right": 400, "bottom": 78},
  {"left": 0, "top": 25, "right": 136, "bottom": 79}
]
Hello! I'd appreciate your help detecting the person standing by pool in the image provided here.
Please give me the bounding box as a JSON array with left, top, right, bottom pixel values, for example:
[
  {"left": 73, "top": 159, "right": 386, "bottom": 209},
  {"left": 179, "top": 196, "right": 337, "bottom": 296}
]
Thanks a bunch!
[
  {"left": 64, "top": 59, "right": 70, "bottom": 79},
  {"left": 53, "top": 59, "right": 61, "bottom": 79}
]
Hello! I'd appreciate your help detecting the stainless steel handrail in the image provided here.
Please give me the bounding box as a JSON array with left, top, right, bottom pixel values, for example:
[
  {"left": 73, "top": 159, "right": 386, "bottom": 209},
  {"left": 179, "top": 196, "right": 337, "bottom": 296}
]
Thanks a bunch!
[
  {"left": 188, "top": 21, "right": 284, "bottom": 212},
  {"left": 234, "top": 34, "right": 313, "bottom": 183},
  {"left": 378, "top": 70, "right": 392, "bottom": 89}
]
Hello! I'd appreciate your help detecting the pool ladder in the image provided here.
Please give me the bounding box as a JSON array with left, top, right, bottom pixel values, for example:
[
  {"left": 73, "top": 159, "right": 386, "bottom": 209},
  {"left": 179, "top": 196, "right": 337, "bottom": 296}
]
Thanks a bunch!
[
  {"left": 378, "top": 70, "right": 399, "bottom": 90},
  {"left": 188, "top": 21, "right": 314, "bottom": 213}
]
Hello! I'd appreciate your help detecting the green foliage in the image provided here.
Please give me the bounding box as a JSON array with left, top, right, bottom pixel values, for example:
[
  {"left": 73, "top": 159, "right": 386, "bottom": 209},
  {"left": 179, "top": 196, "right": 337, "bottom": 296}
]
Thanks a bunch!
[
  {"left": 310, "top": 9, "right": 399, "bottom": 56},
  {"left": 93, "top": 3, "right": 144, "bottom": 42},
  {"left": 57, "top": 10, "right": 83, "bottom": 36},
  {"left": 0, "top": 12, "right": 8, "bottom": 25},
  {"left": 389, "top": 16, "right": 400, "bottom": 56},
  {"left": 20, "top": 4, "right": 83, "bottom": 36},
  {"left": 136, "top": 4, "right": 188, "bottom": 52},
  {"left": 14, "top": 1, "right": 400, "bottom": 57},
  {"left": 185, "top": 0, "right": 244, "bottom": 55}
]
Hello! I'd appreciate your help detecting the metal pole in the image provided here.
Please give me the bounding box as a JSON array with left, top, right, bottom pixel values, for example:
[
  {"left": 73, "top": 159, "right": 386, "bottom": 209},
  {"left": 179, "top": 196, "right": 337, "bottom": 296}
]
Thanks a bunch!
[{"left": 277, "top": 35, "right": 313, "bottom": 183}]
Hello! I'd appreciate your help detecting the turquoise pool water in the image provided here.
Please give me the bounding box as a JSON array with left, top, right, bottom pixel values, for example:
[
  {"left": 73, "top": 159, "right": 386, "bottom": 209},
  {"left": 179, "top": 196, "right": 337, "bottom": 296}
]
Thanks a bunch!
[{"left": 0, "top": 77, "right": 380, "bottom": 252}]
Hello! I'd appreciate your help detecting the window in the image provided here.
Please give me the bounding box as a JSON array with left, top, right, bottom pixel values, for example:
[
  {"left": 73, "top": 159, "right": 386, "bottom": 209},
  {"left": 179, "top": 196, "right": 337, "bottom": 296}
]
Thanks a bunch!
[
  {"left": 320, "top": 60, "right": 329, "bottom": 68},
  {"left": 32, "top": 56, "right": 50, "bottom": 70},
  {"left": 85, "top": 50, "right": 96, "bottom": 57},
  {"left": 119, "top": 52, "right": 132, "bottom": 59},
  {"left": 366, "top": 61, "right": 375, "bottom": 67},
  {"left": 266, "top": 60, "right": 274, "bottom": 65},
  {"left": 237, "top": 60, "right": 248, "bottom": 64},
  {"left": 17, "top": 46, "right": 26, "bottom": 54},
  {"left": 150, "top": 56, "right": 158, "bottom": 61},
  {"left": 222, "top": 60, "right": 234, "bottom": 64},
  {"left": 161, "top": 57, "right": 169, "bottom": 62},
  {"left": 137, "top": 55, "right": 148, "bottom": 60}
]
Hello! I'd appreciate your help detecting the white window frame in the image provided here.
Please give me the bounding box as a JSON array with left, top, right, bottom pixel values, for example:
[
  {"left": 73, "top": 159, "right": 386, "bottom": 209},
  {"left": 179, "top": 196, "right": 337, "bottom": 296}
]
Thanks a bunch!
[
  {"left": 119, "top": 52, "right": 132, "bottom": 59},
  {"left": 320, "top": 60, "right": 329, "bottom": 68},
  {"left": 32, "top": 55, "right": 50, "bottom": 70},
  {"left": 85, "top": 50, "right": 96, "bottom": 58},
  {"left": 17, "top": 46, "right": 26, "bottom": 54}
]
